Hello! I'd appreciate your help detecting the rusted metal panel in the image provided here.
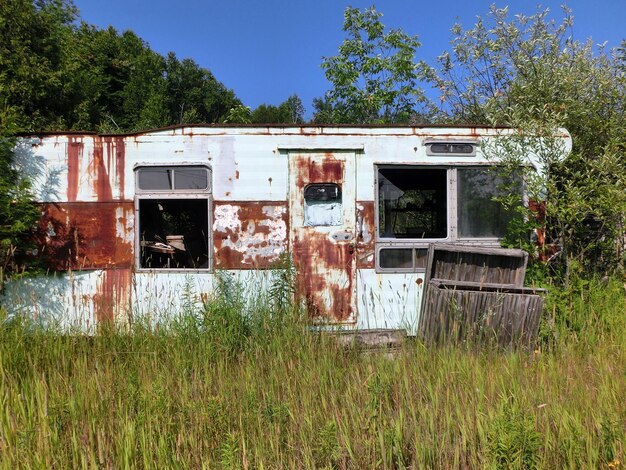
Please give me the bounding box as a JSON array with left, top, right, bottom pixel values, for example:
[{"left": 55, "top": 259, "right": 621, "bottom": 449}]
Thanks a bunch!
[
  {"left": 36, "top": 202, "right": 134, "bottom": 270},
  {"left": 6, "top": 126, "right": 573, "bottom": 332},
  {"left": 289, "top": 152, "right": 356, "bottom": 323},
  {"left": 213, "top": 201, "right": 288, "bottom": 268}
]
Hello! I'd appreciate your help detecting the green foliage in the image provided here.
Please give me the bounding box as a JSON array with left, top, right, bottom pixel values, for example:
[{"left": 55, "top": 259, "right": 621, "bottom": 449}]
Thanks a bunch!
[
  {"left": 0, "top": 0, "right": 76, "bottom": 131},
  {"left": 317, "top": 6, "right": 430, "bottom": 124},
  {"left": 1, "top": 277, "right": 625, "bottom": 467},
  {"left": 0, "top": 128, "right": 40, "bottom": 285},
  {"left": 430, "top": 5, "right": 626, "bottom": 277},
  {"left": 223, "top": 104, "right": 252, "bottom": 124},
  {"left": 0, "top": 0, "right": 241, "bottom": 133},
  {"left": 250, "top": 94, "right": 305, "bottom": 124},
  {"left": 487, "top": 396, "right": 542, "bottom": 469}
]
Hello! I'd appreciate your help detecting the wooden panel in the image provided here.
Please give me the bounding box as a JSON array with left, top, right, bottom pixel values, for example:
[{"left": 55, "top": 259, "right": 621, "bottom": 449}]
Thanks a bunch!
[
  {"left": 419, "top": 281, "right": 543, "bottom": 348},
  {"left": 418, "top": 244, "right": 541, "bottom": 348},
  {"left": 424, "top": 244, "right": 528, "bottom": 288}
]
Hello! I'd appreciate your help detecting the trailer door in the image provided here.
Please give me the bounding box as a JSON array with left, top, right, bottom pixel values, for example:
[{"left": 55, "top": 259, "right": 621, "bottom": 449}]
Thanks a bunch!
[{"left": 288, "top": 151, "right": 357, "bottom": 324}]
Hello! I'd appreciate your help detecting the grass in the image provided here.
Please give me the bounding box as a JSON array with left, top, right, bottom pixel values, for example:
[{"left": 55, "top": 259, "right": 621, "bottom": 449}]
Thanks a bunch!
[{"left": 0, "top": 276, "right": 625, "bottom": 468}]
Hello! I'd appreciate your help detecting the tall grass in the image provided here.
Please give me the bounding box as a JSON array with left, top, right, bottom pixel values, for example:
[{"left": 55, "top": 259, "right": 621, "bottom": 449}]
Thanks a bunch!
[{"left": 0, "top": 276, "right": 624, "bottom": 468}]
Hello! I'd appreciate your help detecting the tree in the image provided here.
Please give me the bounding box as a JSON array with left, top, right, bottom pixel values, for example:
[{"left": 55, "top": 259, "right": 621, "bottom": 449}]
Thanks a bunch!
[
  {"left": 223, "top": 104, "right": 252, "bottom": 124},
  {"left": 0, "top": 0, "right": 77, "bottom": 131},
  {"left": 317, "top": 6, "right": 429, "bottom": 124},
  {"left": 0, "top": 124, "right": 39, "bottom": 283},
  {"left": 429, "top": 5, "right": 626, "bottom": 277},
  {"left": 250, "top": 94, "right": 305, "bottom": 124}
]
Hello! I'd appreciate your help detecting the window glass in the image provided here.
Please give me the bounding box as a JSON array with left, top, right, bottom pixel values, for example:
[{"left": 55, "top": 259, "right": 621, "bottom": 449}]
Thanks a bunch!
[
  {"left": 379, "top": 248, "right": 413, "bottom": 269},
  {"left": 378, "top": 247, "right": 429, "bottom": 271},
  {"left": 304, "top": 183, "right": 342, "bottom": 226},
  {"left": 137, "top": 166, "right": 209, "bottom": 191},
  {"left": 174, "top": 168, "right": 208, "bottom": 190},
  {"left": 457, "top": 168, "right": 521, "bottom": 238},
  {"left": 415, "top": 248, "right": 429, "bottom": 269},
  {"left": 428, "top": 143, "right": 475, "bottom": 155},
  {"left": 378, "top": 168, "right": 447, "bottom": 239},
  {"left": 138, "top": 168, "right": 172, "bottom": 190}
]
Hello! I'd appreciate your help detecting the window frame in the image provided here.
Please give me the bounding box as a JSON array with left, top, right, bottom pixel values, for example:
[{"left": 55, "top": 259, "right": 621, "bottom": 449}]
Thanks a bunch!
[
  {"left": 135, "top": 165, "right": 211, "bottom": 193},
  {"left": 134, "top": 163, "right": 212, "bottom": 272},
  {"left": 425, "top": 140, "right": 477, "bottom": 157},
  {"left": 375, "top": 163, "right": 519, "bottom": 273}
]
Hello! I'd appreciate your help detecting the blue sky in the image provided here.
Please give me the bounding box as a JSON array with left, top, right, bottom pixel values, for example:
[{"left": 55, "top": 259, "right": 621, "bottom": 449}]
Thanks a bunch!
[{"left": 73, "top": 1, "right": 626, "bottom": 118}]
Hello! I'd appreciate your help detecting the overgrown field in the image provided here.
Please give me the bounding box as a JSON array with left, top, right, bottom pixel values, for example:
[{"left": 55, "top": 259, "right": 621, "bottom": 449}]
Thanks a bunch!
[{"left": 1, "top": 277, "right": 625, "bottom": 468}]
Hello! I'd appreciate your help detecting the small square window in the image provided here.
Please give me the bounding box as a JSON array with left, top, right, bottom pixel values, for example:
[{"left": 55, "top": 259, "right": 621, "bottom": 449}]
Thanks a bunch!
[{"left": 304, "top": 183, "right": 342, "bottom": 226}]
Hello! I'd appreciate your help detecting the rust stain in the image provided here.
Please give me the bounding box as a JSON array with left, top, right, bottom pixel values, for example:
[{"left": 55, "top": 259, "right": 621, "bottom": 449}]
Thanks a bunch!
[
  {"left": 356, "top": 201, "right": 375, "bottom": 269},
  {"left": 93, "top": 268, "right": 132, "bottom": 323},
  {"left": 297, "top": 157, "right": 343, "bottom": 185},
  {"left": 92, "top": 139, "right": 113, "bottom": 201},
  {"left": 292, "top": 230, "right": 353, "bottom": 321},
  {"left": 106, "top": 136, "right": 126, "bottom": 199},
  {"left": 66, "top": 135, "right": 126, "bottom": 202},
  {"left": 528, "top": 199, "right": 555, "bottom": 261},
  {"left": 291, "top": 153, "right": 354, "bottom": 322},
  {"left": 35, "top": 202, "right": 134, "bottom": 270},
  {"left": 66, "top": 137, "right": 83, "bottom": 202},
  {"left": 213, "top": 202, "right": 289, "bottom": 269}
]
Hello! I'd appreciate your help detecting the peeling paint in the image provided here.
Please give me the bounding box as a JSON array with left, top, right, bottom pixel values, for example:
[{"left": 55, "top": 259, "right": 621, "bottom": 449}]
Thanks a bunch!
[
  {"left": 8, "top": 125, "right": 571, "bottom": 331},
  {"left": 214, "top": 202, "right": 288, "bottom": 268}
]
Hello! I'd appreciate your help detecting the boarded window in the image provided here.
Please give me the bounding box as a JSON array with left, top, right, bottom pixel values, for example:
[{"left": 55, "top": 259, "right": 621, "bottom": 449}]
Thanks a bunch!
[
  {"left": 304, "top": 183, "right": 342, "bottom": 226},
  {"left": 378, "top": 168, "right": 447, "bottom": 239}
]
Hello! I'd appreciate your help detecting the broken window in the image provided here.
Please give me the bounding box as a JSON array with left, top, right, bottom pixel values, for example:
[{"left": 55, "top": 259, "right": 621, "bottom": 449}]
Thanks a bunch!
[
  {"left": 378, "top": 168, "right": 447, "bottom": 239},
  {"left": 136, "top": 165, "right": 211, "bottom": 269},
  {"left": 304, "top": 183, "right": 342, "bottom": 226}
]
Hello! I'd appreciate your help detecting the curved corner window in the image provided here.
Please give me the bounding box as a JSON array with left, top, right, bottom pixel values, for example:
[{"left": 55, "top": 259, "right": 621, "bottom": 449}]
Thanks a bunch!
[
  {"left": 304, "top": 183, "right": 342, "bottom": 226},
  {"left": 426, "top": 142, "right": 476, "bottom": 156},
  {"left": 137, "top": 166, "right": 210, "bottom": 191}
]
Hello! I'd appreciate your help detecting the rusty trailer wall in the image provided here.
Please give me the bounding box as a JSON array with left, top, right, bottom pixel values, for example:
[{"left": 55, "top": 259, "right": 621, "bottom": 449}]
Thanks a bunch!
[{"left": 4, "top": 126, "right": 572, "bottom": 333}]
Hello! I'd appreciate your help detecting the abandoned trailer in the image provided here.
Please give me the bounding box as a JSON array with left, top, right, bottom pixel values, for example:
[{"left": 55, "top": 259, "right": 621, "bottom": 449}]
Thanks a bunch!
[{"left": 3, "top": 125, "right": 571, "bottom": 334}]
